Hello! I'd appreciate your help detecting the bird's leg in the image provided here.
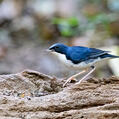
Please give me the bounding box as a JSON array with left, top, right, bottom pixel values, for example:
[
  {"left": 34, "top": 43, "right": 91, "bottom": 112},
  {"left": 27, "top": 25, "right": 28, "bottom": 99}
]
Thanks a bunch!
[
  {"left": 63, "top": 70, "right": 87, "bottom": 87},
  {"left": 75, "top": 66, "right": 95, "bottom": 85}
]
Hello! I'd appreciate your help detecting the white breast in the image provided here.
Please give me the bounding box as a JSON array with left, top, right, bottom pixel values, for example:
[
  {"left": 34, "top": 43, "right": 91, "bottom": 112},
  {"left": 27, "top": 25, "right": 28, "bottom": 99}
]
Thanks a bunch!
[{"left": 51, "top": 52, "right": 106, "bottom": 69}]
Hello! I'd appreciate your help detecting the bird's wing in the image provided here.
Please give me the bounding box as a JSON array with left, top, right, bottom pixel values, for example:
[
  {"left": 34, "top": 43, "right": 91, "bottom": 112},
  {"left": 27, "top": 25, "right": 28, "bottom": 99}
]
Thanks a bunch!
[
  {"left": 67, "top": 47, "right": 90, "bottom": 63},
  {"left": 89, "top": 48, "right": 110, "bottom": 58},
  {"left": 67, "top": 47, "right": 109, "bottom": 64}
]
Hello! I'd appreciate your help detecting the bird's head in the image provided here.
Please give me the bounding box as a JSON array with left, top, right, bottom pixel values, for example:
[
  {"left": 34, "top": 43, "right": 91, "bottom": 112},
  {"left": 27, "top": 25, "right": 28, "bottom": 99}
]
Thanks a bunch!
[{"left": 48, "top": 43, "right": 68, "bottom": 54}]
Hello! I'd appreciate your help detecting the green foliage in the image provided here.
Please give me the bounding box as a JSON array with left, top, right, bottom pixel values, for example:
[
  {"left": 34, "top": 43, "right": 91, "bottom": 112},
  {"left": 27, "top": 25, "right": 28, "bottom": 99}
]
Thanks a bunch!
[
  {"left": 52, "top": 14, "right": 118, "bottom": 37},
  {"left": 88, "top": 13, "right": 117, "bottom": 25},
  {"left": 84, "top": 13, "right": 118, "bottom": 33},
  {"left": 52, "top": 17, "right": 79, "bottom": 37}
]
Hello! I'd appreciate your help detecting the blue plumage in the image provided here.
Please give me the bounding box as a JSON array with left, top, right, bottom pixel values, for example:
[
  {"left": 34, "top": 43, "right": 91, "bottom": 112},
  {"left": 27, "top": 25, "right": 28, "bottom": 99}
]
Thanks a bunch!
[{"left": 49, "top": 43, "right": 119, "bottom": 65}]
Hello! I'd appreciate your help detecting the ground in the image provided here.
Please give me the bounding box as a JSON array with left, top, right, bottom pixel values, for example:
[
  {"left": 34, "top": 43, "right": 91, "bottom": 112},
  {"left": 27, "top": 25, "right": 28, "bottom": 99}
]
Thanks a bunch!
[{"left": 0, "top": 69, "right": 118, "bottom": 119}]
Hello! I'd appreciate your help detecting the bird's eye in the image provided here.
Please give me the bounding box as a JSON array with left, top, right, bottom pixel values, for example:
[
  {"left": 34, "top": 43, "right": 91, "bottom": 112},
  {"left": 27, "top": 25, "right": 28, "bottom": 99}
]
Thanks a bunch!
[{"left": 55, "top": 46, "right": 59, "bottom": 49}]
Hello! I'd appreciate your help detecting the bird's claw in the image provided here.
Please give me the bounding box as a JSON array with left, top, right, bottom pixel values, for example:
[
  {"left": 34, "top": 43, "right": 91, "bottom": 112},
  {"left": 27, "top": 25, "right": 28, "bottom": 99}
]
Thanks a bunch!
[{"left": 63, "top": 77, "right": 77, "bottom": 87}]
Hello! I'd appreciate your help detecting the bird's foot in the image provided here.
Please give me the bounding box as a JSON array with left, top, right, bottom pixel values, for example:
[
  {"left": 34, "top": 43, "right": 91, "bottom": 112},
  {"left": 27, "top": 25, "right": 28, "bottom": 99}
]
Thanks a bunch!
[
  {"left": 63, "top": 77, "right": 77, "bottom": 87},
  {"left": 70, "top": 78, "right": 77, "bottom": 83},
  {"left": 75, "top": 66, "right": 95, "bottom": 85}
]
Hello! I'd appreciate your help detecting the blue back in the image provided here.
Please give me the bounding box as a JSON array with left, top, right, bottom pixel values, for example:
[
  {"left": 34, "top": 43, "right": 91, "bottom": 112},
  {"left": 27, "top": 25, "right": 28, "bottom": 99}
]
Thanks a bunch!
[{"left": 66, "top": 46, "right": 111, "bottom": 64}]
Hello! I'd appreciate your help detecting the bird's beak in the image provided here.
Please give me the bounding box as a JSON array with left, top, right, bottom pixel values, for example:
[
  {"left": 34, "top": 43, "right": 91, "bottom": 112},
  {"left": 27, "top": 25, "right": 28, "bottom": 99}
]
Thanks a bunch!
[{"left": 46, "top": 48, "right": 54, "bottom": 52}]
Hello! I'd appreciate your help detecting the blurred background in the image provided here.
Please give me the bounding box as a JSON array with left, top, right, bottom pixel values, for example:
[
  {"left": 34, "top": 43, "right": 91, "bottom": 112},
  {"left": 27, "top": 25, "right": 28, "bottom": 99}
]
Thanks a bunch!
[{"left": 0, "top": 0, "right": 119, "bottom": 79}]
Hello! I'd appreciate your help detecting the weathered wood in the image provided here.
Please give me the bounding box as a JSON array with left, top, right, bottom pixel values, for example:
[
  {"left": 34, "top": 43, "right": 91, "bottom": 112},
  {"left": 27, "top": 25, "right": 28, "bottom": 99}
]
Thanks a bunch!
[{"left": 0, "top": 70, "right": 119, "bottom": 119}]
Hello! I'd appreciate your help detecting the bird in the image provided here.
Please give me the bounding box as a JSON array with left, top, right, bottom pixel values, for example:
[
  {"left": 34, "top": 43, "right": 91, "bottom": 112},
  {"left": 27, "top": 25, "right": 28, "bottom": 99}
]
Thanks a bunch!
[{"left": 48, "top": 43, "right": 119, "bottom": 87}]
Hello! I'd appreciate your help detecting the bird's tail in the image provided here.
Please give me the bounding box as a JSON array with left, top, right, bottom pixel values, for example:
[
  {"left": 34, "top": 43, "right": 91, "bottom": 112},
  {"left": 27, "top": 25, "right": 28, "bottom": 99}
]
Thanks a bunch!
[{"left": 101, "top": 54, "right": 119, "bottom": 59}]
